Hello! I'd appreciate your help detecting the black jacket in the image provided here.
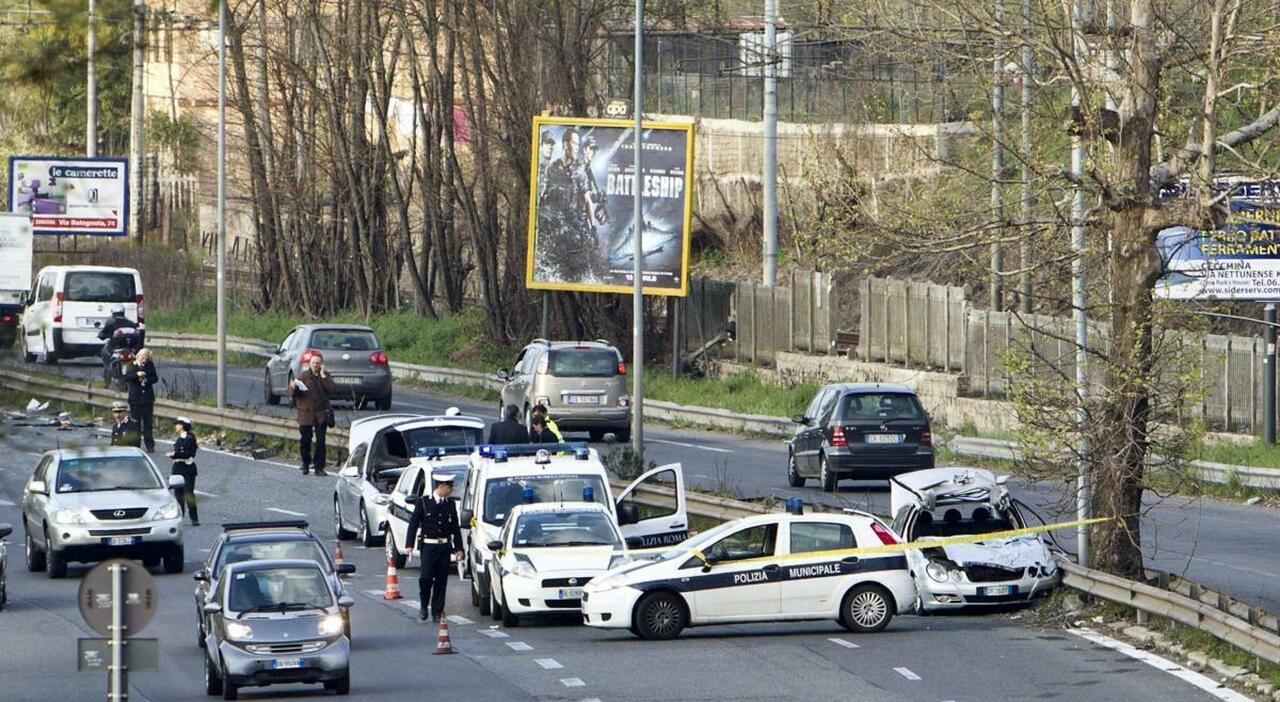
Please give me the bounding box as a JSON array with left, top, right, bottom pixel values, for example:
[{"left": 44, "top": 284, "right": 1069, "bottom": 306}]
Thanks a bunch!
[
  {"left": 124, "top": 360, "right": 158, "bottom": 405},
  {"left": 171, "top": 433, "right": 198, "bottom": 473},
  {"left": 528, "top": 426, "right": 558, "bottom": 444},
  {"left": 405, "top": 495, "right": 463, "bottom": 551},
  {"left": 110, "top": 419, "right": 142, "bottom": 448},
  {"left": 98, "top": 316, "right": 138, "bottom": 341},
  {"left": 487, "top": 419, "right": 530, "bottom": 445}
]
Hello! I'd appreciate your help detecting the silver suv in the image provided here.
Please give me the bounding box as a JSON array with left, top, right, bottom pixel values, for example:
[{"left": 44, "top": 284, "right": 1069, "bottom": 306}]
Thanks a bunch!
[
  {"left": 22, "top": 447, "right": 185, "bottom": 578},
  {"left": 497, "top": 339, "right": 631, "bottom": 441}
]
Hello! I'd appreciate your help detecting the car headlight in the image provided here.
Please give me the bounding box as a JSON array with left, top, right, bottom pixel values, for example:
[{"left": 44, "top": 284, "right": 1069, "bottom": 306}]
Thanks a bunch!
[
  {"left": 510, "top": 561, "right": 536, "bottom": 578},
  {"left": 607, "top": 554, "right": 631, "bottom": 570},
  {"left": 225, "top": 622, "right": 254, "bottom": 641},
  {"left": 52, "top": 508, "right": 86, "bottom": 526},
  {"left": 925, "top": 562, "right": 951, "bottom": 583},
  {"left": 372, "top": 494, "right": 390, "bottom": 506},
  {"left": 317, "top": 614, "right": 345, "bottom": 637},
  {"left": 154, "top": 502, "right": 181, "bottom": 520}
]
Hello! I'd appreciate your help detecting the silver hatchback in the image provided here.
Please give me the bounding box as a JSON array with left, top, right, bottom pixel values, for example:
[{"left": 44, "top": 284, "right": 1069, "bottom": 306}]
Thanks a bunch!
[{"left": 264, "top": 324, "right": 393, "bottom": 410}]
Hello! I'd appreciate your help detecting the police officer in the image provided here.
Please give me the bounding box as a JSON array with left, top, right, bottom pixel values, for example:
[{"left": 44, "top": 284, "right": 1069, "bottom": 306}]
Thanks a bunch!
[
  {"left": 530, "top": 403, "right": 564, "bottom": 442},
  {"left": 167, "top": 416, "right": 200, "bottom": 526},
  {"left": 405, "top": 472, "right": 463, "bottom": 622},
  {"left": 108, "top": 401, "right": 141, "bottom": 448}
]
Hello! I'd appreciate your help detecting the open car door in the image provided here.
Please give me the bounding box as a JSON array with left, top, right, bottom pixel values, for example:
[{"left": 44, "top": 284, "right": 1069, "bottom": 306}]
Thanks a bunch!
[{"left": 615, "top": 463, "right": 689, "bottom": 548}]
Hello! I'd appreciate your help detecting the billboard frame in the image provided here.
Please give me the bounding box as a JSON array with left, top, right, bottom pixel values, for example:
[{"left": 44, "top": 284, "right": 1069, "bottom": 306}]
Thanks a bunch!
[{"left": 7, "top": 155, "right": 130, "bottom": 237}]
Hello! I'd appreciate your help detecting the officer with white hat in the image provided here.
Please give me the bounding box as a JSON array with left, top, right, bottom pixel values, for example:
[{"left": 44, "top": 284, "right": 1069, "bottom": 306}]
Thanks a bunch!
[{"left": 405, "top": 471, "right": 463, "bottom": 622}]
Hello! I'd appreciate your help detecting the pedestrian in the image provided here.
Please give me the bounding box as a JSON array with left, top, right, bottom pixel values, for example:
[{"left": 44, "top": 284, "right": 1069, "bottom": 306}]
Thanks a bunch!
[
  {"left": 405, "top": 472, "right": 464, "bottom": 623},
  {"left": 528, "top": 415, "right": 558, "bottom": 444},
  {"left": 125, "top": 347, "right": 158, "bottom": 452},
  {"left": 529, "top": 404, "right": 564, "bottom": 442},
  {"left": 487, "top": 404, "right": 530, "bottom": 445},
  {"left": 167, "top": 416, "right": 199, "bottom": 526},
  {"left": 108, "top": 401, "right": 141, "bottom": 448},
  {"left": 287, "top": 353, "right": 337, "bottom": 475}
]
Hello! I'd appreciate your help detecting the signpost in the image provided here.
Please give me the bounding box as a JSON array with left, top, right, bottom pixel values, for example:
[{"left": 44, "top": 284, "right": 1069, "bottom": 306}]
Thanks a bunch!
[{"left": 78, "top": 559, "right": 159, "bottom": 701}]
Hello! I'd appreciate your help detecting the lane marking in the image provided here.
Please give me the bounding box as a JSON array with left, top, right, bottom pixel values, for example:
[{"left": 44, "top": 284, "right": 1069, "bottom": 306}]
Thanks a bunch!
[
  {"left": 506, "top": 641, "right": 533, "bottom": 651},
  {"left": 0, "top": 499, "right": 15, "bottom": 507},
  {"left": 894, "top": 667, "right": 921, "bottom": 681},
  {"left": 560, "top": 678, "right": 585, "bottom": 688},
  {"left": 447, "top": 615, "right": 473, "bottom": 625},
  {"left": 479, "top": 629, "right": 509, "bottom": 639},
  {"left": 535, "top": 658, "right": 563, "bottom": 670},
  {"left": 1069, "top": 628, "right": 1252, "bottom": 702},
  {"left": 647, "top": 438, "right": 732, "bottom": 454},
  {"left": 827, "top": 638, "right": 860, "bottom": 649},
  {"left": 266, "top": 507, "right": 306, "bottom": 517},
  {"left": 195, "top": 490, "right": 218, "bottom": 498}
]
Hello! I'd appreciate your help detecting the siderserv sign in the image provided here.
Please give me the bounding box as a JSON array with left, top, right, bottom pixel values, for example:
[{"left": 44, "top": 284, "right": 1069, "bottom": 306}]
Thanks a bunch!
[{"left": 7, "top": 156, "right": 129, "bottom": 236}]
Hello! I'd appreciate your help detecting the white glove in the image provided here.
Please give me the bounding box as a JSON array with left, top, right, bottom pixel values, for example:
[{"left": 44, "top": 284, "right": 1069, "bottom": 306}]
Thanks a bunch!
[{"left": 293, "top": 379, "right": 308, "bottom": 391}]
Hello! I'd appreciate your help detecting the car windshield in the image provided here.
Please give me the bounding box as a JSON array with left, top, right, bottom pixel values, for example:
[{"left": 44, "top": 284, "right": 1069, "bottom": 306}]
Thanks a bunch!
[
  {"left": 56, "top": 456, "right": 161, "bottom": 493},
  {"left": 64, "top": 272, "right": 135, "bottom": 302},
  {"left": 310, "top": 329, "right": 379, "bottom": 351},
  {"left": 215, "top": 539, "right": 332, "bottom": 576},
  {"left": 402, "top": 426, "right": 484, "bottom": 456},
  {"left": 839, "top": 393, "right": 924, "bottom": 421},
  {"left": 227, "top": 566, "right": 333, "bottom": 613},
  {"left": 511, "top": 511, "right": 620, "bottom": 548},
  {"left": 482, "top": 475, "right": 608, "bottom": 525},
  {"left": 548, "top": 349, "right": 618, "bottom": 377},
  {"left": 909, "top": 503, "right": 1015, "bottom": 539}
]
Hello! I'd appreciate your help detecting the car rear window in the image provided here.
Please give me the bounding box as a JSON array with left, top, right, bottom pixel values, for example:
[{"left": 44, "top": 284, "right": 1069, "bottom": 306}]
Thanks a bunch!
[
  {"left": 310, "top": 330, "right": 379, "bottom": 351},
  {"left": 838, "top": 393, "right": 924, "bottom": 421},
  {"left": 216, "top": 539, "right": 331, "bottom": 574},
  {"left": 402, "top": 426, "right": 484, "bottom": 456},
  {"left": 548, "top": 349, "right": 618, "bottom": 377},
  {"left": 64, "top": 272, "right": 136, "bottom": 302}
]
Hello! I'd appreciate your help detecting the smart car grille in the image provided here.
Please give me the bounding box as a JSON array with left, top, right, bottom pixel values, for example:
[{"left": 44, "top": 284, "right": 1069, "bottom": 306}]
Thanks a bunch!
[
  {"left": 541, "top": 577, "right": 592, "bottom": 588},
  {"left": 246, "top": 641, "right": 325, "bottom": 655},
  {"left": 963, "top": 564, "right": 1025, "bottom": 582},
  {"left": 544, "top": 599, "right": 582, "bottom": 608},
  {"left": 91, "top": 508, "right": 148, "bottom": 520},
  {"left": 89, "top": 528, "right": 151, "bottom": 536}
]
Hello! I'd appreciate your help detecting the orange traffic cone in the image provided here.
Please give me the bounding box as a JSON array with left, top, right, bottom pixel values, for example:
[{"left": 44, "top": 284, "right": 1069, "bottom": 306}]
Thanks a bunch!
[
  {"left": 432, "top": 614, "right": 456, "bottom": 655},
  {"left": 382, "top": 553, "right": 403, "bottom": 600},
  {"left": 334, "top": 540, "right": 346, "bottom": 568}
]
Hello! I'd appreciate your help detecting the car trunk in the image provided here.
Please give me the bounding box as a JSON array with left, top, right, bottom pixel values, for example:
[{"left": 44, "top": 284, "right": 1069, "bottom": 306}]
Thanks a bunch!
[
  {"left": 62, "top": 271, "right": 138, "bottom": 345},
  {"left": 306, "top": 329, "right": 382, "bottom": 384},
  {"left": 546, "top": 348, "right": 621, "bottom": 409},
  {"left": 833, "top": 393, "right": 929, "bottom": 462}
]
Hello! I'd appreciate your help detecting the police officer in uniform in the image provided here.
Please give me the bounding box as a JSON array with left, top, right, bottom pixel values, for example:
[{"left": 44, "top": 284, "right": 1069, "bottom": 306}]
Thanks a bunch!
[
  {"left": 108, "top": 401, "right": 141, "bottom": 448},
  {"left": 405, "top": 472, "right": 464, "bottom": 622}
]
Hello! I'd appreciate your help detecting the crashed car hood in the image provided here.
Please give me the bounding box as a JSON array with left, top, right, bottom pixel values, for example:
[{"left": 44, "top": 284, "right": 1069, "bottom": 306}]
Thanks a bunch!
[{"left": 923, "top": 535, "right": 1051, "bottom": 568}]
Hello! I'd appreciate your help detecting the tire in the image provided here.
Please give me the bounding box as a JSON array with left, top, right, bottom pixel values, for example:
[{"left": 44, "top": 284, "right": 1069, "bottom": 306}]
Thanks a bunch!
[
  {"left": 501, "top": 596, "right": 520, "bottom": 628},
  {"left": 334, "top": 497, "right": 355, "bottom": 540},
  {"left": 615, "top": 429, "right": 631, "bottom": 444},
  {"left": 42, "top": 332, "right": 59, "bottom": 365},
  {"left": 21, "top": 332, "right": 36, "bottom": 363},
  {"left": 359, "top": 503, "right": 379, "bottom": 548},
  {"left": 25, "top": 528, "right": 46, "bottom": 572},
  {"left": 476, "top": 576, "right": 491, "bottom": 617},
  {"left": 264, "top": 369, "right": 280, "bottom": 405},
  {"left": 46, "top": 547, "right": 67, "bottom": 579},
  {"left": 819, "top": 454, "right": 837, "bottom": 493},
  {"left": 489, "top": 585, "right": 502, "bottom": 622},
  {"left": 839, "top": 584, "right": 894, "bottom": 634},
  {"left": 204, "top": 653, "right": 223, "bottom": 695},
  {"left": 221, "top": 666, "right": 238, "bottom": 700},
  {"left": 588, "top": 429, "right": 604, "bottom": 442},
  {"left": 324, "top": 670, "right": 351, "bottom": 695},
  {"left": 470, "top": 580, "right": 480, "bottom": 607},
  {"left": 197, "top": 616, "right": 207, "bottom": 648},
  {"left": 787, "top": 452, "right": 805, "bottom": 487},
  {"left": 142, "top": 553, "right": 161, "bottom": 568},
  {"left": 163, "top": 544, "right": 185, "bottom": 574},
  {"left": 0, "top": 571, "right": 7, "bottom": 611},
  {"left": 384, "top": 532, "right": 406, "bottom": 570},
  {"left": 376, "top": 391, "right": 392, "bottom": 411},
  {"left": 634, "top": 591, "right": 687, "bottom": 640}
]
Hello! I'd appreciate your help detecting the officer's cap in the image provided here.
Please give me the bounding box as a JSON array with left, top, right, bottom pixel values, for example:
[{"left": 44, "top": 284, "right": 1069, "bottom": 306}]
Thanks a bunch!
[
  {"left": 175, "top": 416, "right": 193, "bottom": 430},
  {"left": 111, "top": 401, "right": 129, "bottom": 412},
  {"left": 431, "top": 472, "right": 457, "bottom": 483}
]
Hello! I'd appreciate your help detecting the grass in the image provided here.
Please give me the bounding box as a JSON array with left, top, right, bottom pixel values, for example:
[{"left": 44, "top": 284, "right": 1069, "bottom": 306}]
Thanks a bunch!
[
  {"left": 644, "top": 369, "right": 821, "bottom": 418},
  {"left": 1194, "top": 438, "right": 1280, "bottom": 469}
]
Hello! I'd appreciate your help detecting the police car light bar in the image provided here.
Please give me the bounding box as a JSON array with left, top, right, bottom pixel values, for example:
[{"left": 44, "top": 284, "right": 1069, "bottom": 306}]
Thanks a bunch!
[
  {"left": 421, "top": 445, "right": 476, "bottom": 459},
  {"left": 221, "top": 520, "right": 309, "bottom": 532},
  {"left": 477, "top": 443, "right": 590, "bottom": 460}
]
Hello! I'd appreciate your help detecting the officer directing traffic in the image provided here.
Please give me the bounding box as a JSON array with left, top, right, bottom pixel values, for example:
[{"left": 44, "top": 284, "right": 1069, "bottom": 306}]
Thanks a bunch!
[{"left": 405, "top": 472, "right": 464, "bottom": 623}]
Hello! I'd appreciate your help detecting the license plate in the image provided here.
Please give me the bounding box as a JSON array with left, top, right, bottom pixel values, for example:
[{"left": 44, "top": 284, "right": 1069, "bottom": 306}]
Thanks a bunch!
[
  {"left": 865, "top": 433, "right": 904, "bottom": 444},
  {"left": 271, "top": 658, "right": 302, "bottom": 670},
  {"left": 106, "top": 536, "right": 138, "bottom": 546},
  {"left": 979, "top": 585, "right": 1015, "bottom": 597},
  {"left": 79, "top": 317, "right": 106, "bottom": 328},
  {"left": 564, "top": 395, "right": 601, "bottom": 406},
  {"left": 558, "top": 588, "right": 584, "bottom": 599},
  {"left": 332, "top": 376, "right": 360, "bottom": 384}
]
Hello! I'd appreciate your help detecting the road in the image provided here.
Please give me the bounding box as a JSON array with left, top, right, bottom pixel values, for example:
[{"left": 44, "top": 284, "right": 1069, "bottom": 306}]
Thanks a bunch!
[{"left": 0, "top": 419, "right": 1239, "bottom": 701}]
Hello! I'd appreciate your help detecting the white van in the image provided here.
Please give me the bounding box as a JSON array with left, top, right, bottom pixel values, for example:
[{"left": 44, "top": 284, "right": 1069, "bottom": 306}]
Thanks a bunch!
[{"left": 21, "top": 266, "right": 144, "bottom": 363}]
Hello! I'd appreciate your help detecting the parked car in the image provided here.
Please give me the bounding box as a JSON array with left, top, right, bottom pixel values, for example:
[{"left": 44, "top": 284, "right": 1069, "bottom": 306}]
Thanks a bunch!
[
  {"left": 22, "top": 447, "right": 185, "bottom": 578},
  {"left": 20, "top": 265, "right": 144, "bottom": 364},
  {"left": 497, "top": 339, "right": 630, "bottom": 441},
  {"left": 0, "top": 523, "right": 11, "bottom": 610},
  {"left": 263, "top": 324, "right": 392, "bottom": 410},
  {"left": 890, "top": 467, "right": 1060, "bottom": 611},
  {"left": 787, "top": 383, "right": 935, "bottom": 492},
  {"left": 202, "top": 559, "right": 353, "bottom": 699}
]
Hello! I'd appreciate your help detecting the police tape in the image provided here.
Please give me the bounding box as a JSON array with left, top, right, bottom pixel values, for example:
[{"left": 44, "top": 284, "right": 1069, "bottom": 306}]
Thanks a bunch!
[{"left": 628, "top": 516, "right": 1116, "bottom": 567}]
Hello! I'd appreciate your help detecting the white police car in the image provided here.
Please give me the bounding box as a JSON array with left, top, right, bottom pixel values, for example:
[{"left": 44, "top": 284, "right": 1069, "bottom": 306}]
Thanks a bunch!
[
  {"left": 581, "top": 507, "right": 916, "bottom": 639},
  {"left": 486, "top": 502, "right": 629, "bottom": 627}
]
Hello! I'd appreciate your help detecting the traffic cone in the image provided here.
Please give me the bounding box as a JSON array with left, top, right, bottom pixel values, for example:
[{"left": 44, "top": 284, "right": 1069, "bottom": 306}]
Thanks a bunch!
[
  {"left": 432, "top": 614, "right": 456, "bottom": 655},
  {"left": 382, "top": 553, "right": 403, "bottom": 600},
  {"left": 334, "top": 540, "right": 345, "bottom": 569}
]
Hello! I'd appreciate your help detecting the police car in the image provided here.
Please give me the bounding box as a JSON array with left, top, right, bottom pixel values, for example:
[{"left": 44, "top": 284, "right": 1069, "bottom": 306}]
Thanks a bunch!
[
  {"left": 447, "top": 444, "right": 688, "bottom": 617},
  {"left": 381, "top": 450, "right": 470, "bottom": 569},
  {"left": 486, "top": 502, "right": 629, "bottom": 626},
  {"left": 581, "top": 507, "right": 916, "bottom": 640}
]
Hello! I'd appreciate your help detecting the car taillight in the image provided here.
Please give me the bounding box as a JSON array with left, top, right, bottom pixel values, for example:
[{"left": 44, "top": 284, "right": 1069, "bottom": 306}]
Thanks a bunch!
[
  {"left": 617, "top": 362, "right": 626, "bottom": 375},
  {"left": 0, "top": 313, "right": 13, "bottom": 323},
  {"left": 53, "top": 292, "right": 63, "bottom": 323},
  {"left": 136, "top": 294, "right": 145, "bottom": 323},
  {"left": 300, "top": 348, "right": 320, "bottom": 365},
  {"left": 920, "top": 427, "right": 932, "bottom": 447},
  {"left": 121, "top": 351, "right": 133, "bottom": 361},
  {"left": 830, "top": 426, "right": 848, "bottom": 447},
  {"left": 870, "top": 522, "right": 899, "bottom": 545},
  {"left": 370, "top": 351, "right": 388, "bottom": 365}
]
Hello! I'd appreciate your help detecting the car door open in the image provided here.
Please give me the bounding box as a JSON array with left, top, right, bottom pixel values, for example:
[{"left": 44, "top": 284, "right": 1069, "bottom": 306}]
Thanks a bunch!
[{"left": 615, "top": 463, "right": 689, "bottom": 548}]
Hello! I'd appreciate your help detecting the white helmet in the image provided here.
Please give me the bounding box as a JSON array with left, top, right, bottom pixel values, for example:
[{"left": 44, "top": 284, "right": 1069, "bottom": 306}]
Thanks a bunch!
[
  {"left": 110, "top": 304, "right": 126, "bottom": 317},
  {"left": 444, "top": 407, "right": 461, "bottom": 417}
]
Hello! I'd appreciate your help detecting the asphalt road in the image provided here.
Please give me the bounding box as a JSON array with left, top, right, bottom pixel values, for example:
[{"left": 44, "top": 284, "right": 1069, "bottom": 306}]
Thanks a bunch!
[{"left": 0, "top": 420, "right": 1236, "bottom": 702}]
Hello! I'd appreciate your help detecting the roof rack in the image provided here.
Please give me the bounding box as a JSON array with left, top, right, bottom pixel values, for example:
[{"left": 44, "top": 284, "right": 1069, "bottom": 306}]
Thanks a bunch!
[{"left": 221, "top": 520, "right": 309, "bottom": 532}]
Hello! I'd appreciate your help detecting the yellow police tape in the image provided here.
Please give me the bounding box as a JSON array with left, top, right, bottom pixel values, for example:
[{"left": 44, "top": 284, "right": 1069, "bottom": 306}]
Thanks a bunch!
[{"left": 627, "top": 516, "right": 1116, "bottom": 568}]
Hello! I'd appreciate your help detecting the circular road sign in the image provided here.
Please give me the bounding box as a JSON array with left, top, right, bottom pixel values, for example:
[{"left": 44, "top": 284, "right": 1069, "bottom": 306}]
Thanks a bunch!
[{"left": 78, "top": 559, "right": 159, "bottom": 637}]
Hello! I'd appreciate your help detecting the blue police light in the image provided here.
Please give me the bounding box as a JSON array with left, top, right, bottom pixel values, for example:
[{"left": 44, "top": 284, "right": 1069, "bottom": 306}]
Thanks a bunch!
[
  {"left": 479, "top": 445, "right": 494, "bottom": 458},
  {"left": 574, "top": 446, "right": 590, "bottom": 460},
  {"left": 494, "top": 448, "right": 508, "bottom": 463},
  {"left": 582, "top": 485, "right": 594, "bottom": 502},
  {"left": 785, "top": 497, "right": 804, "bottom": 515},
  {"left": 522, "top": 487, "right": 535, "bottom": 503}
]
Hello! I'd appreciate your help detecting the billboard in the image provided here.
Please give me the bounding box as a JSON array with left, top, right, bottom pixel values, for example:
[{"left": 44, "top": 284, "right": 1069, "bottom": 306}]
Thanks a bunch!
[
  {"left": 526, "top": 116, "right": 694, "bottom": 296},
  {"left": 0, "top": 213, "right": 34, "bottom": 294},
  {"left": 1155, "top": 180, "right": 1280, "bottom": 300},
  {"left": 7, "top": 156, "right": 129, "bottom": 236}
]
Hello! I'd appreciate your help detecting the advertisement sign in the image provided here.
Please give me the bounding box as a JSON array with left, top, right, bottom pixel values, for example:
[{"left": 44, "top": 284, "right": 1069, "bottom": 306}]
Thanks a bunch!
[
  {"left": 8, "top": 156, "right": 129, "bottom": 236},
  {"left": 0, "top": 213, "right": 34, "bottom": 293},
  {"left": 526, "top": 116, "right": 694, "bottom": 297},
  {"left": 1156, "top": 180, "right": 1280, "bottom": 300}
]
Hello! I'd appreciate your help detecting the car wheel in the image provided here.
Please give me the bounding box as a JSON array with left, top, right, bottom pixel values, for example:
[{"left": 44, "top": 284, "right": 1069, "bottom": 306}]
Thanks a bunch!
[
  {"left": 142, "top": 553, "right": 161, "bottom": 568},
  {"left": 324, "top": 669, "right": 351, "bottom": 695},
  {"left": 384, "top": 532, "right": 406, "bottom": 570},
  {"left": 22, "top": 333, "right": 36, "bottom": 363},
  {"left": 501, "top": 596, "right": 520, "bottom": 628},
  {"left": 45, "top": 531, "right": 67, "bottom": 579},
  {"left": 204, "top": 652, "right": 223, "bottom": 695},
  {"left": 221, "top": 663, "right": 238, "bottom": 700},
  {"left": 376, "top": 391, "right": 392, "bottom": 411},
  {"left": 163, "top": 544, "right": 185, "bottom": 574},
  {"left": 819, "top": 455, "right": 837, "bottom": 493},
  {"left": 197, "top": 616, "right": 207, "bottom": 648},
  {"left": 359, "top": 504, "right": 379, "bottom": 548},
  {"left": 0, "top": 571, "right": 7, "bottom": 610},
  {"left": 634, "top": 591, "right": 687, "bottom": 640},
  {"left": 839, "top": 584, "right": 894, "bottom": 633},
  {"left": 787, "top": 452, "right": 805, "bottom": 487},
  {"left": 263, "top": 369, "right": 279, "bottom": 405},
  {"left": 25, "top": 528, "right": 46, "bottom": 572},
  {"left": 42, "top": 331, "right": 59, "bottom": 365},
  {"left": 470, "top": 579, "right": 480, "bottom": 607},
  {"left": 476, "top": 576, "right": 491, "bottom": 617},
  {"left": 615, "top": 429, "right": 631, "bottom": 444},
  {"left": 490, "top": 585, "right": 502, "bottom": 622},
  {"left": 334, "top": 497, "right": 355, "bottom": 540}
]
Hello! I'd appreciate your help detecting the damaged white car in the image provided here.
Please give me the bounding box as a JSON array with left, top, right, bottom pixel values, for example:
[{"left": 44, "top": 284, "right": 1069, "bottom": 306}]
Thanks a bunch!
[{"left": 890, "top": 467, "right": 1059, "bottom": 611}]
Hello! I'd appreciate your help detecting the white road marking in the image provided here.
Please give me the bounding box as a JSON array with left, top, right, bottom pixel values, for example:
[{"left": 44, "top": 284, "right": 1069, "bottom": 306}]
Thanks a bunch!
[
  {"left": 0, "top": 499, "right": 15, "bottom": 507},
  {"left": 506, "top": 641, "right": 533, "bottom": 651},
  {"left": 647, "top": 438, "right": 732, "bottom": 453},
  {"left": 447, "top": 615, "right": 473, "bottom": 625},
  {"left": 894, "top": 667, "right": 921, "bottom": 681},
  {"left": 535, "top": 658, "right": 563, "bottom": 670},
  {"left": 1069, "top": 628, "right": 1253, "bottom": 702},
  {"left": 266, "top": 507, "right": 306, "bottom": 517},
  {"left": 827, "top": 638, "right": 860, "bottom": 649},
  {"left": 478, "top": 629, "right": 509, "bottom": 639},
  {"left": 198, "top": 548, "right": 211, "bottom": 553},
  {"left": 559, "top": 678, "right": 585, "bottom": 688},
  {"left": 195, "top": 490, "right": 218, "bottom": 498},
  {"left": 400, "top": 599, "right": 421, "bottom": 608},
  {"left": 363, "top": 589, "right": 384, "bottom": 597}
]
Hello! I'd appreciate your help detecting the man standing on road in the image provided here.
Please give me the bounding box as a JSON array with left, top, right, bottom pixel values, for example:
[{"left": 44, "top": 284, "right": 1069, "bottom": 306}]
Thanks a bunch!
[
  {"left": 287, "top": 353, "right": 337, "bottom": 476},
  {"left": 488, "top": 404, "right": 530, "bottom": 445},
  {"left": 108, "top": 401, "right": 141, "bottom": 448},
  {"left": 405, "top": 473, "right": 464, "bottom": 623},
  {"left": 125, "top": 347, "right": 158, "bottom": 452}
]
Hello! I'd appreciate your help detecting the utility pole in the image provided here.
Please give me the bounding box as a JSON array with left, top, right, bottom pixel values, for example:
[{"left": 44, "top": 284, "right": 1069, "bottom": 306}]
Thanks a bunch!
[
  {"left": 761, "top": 0, "right": 778, "bottom": 287},
  {"left": 630, "top": 0, "right": 644, "bottom": 455},
  {"left": 129, "top": 0, "right": 146, "bottom": 239},
  {"left": 215, "top": 0, "right": 227, "bottom": 410},
  {"left": 989, "top": 0, "right": 1004, "bottom": 311},
  {"left": 1069, "top": 0, "right": 1090, "bottom": 568},
  {"left": 86, "top": 0, "right": 97, "bottom": 156},
  {"left": 1018, "top": 0, "right": 1033, "bottom": 313},
  {"left": 1267, "top": 304, "right": 1277, "bottom": 444}
]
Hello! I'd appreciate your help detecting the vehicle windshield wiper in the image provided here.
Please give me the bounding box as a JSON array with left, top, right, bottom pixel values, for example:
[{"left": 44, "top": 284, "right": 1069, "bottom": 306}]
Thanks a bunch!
[
  {"left": 545, "top": 540, "right": 613, "bottom": 547},
  {"left": 236, "top": 601, "right": 324, "bottom": 618}
]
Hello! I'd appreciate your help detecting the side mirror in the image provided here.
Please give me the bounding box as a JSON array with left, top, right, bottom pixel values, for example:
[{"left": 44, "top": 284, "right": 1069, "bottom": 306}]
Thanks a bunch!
[
  {"left": 624, "top": 536, "right": 646, "bottom": 549},
  {"left": 790, "top": 414, "right": 808, "bottom": 425},
  {"left": 168, "top": 475, "right": 186, "bottom": 489},
  {"left": 338, "top": 466, "right": 359, "bottom": 479},
  {"left": 193, "top": 569, "right": 209, "bottom": 582},
  {"left": 616, "top": 501, "right": 640, "bottom": 527},
  {"left": 496, "top": 368, "right": 510, "bottom": 380},
  {"left": 486, "top": 540, "right": 502, "bottom": 552},
  {"left": 0, "top": 523, "right": 11, "bottom": 540},
  {"left": 460, "top": 509, "right": 474, "bottom": 525},
  {"left": 337, "top": 595, "right": 355, "bottom": 608},
  {"left": 27, "top": 480, "right": 47, "bottom": 496},
  {"left": 336, "top": 563, "right": 356, "bottom": 576},
  {"left": 406, "top": 495, "right": 422, "bottom": 506},
  {"left": 202, "top": 602, "right": 222, "bottom": 614}
]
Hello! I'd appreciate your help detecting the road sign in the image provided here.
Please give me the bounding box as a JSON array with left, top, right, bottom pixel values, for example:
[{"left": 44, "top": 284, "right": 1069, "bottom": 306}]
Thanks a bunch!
[
  {"left": 78, "top": 559, "right": 158, "bottom": 637},
  {"left": 77, "top": 638, "right": 159, "bottom": 672}
]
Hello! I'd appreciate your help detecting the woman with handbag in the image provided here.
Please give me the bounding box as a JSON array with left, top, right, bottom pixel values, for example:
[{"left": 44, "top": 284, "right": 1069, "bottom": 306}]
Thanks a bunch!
[{"left": 286, "top": 353, "right": 337, "bottom": 476}]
